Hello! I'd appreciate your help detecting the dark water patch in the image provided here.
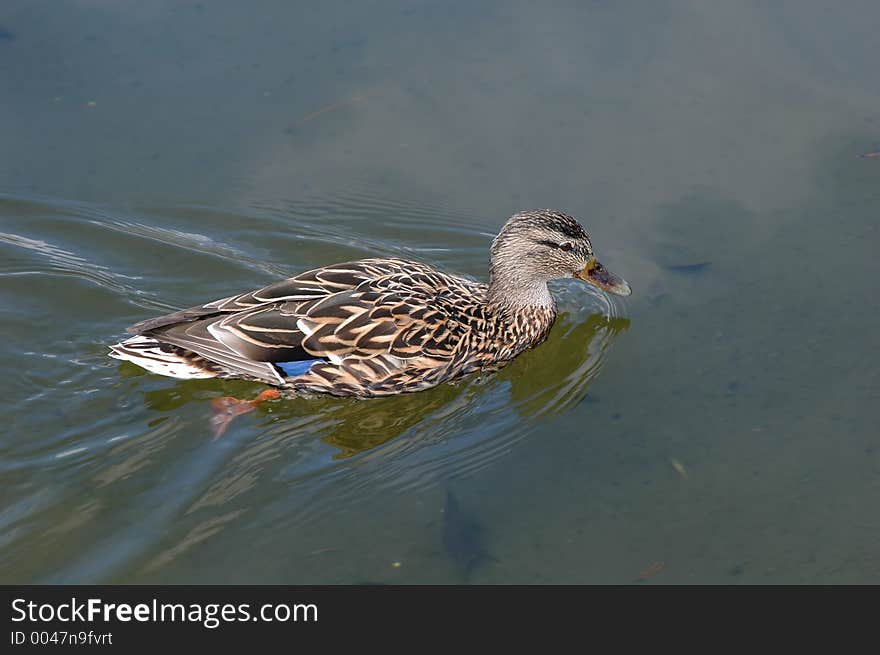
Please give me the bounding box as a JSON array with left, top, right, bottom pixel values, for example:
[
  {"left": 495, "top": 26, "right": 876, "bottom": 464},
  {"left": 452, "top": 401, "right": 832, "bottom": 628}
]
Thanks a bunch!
[
  {"left": 442, "top": 488, "right": 494, "bottom": 582},
  {"left": 649, "top": 190, "right": 756, "bottom": 273}
]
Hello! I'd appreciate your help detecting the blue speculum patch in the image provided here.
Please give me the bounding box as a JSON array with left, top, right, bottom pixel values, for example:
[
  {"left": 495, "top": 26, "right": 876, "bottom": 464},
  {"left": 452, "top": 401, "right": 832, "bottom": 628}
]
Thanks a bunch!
[{"left": 275, "top": 359, "right": 322, "bottom": 377}]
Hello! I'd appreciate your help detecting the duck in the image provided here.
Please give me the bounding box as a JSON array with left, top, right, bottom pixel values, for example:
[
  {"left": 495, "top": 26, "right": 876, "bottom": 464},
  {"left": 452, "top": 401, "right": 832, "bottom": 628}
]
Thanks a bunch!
[{"left": 110, "top": 209, "right": 631, "bottom": 401}]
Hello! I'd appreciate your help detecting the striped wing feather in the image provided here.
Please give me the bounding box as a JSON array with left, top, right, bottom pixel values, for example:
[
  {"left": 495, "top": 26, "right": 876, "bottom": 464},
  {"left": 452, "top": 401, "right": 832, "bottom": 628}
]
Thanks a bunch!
[{"left": 127, "top": 258, "right": 429, "bottom": 334}]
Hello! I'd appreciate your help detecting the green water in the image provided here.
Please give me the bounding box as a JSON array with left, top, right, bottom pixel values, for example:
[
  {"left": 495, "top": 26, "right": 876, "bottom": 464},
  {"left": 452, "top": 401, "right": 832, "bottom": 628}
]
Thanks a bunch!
[{"left": 1, "top": 1, "right": 878, "bottom": 583}]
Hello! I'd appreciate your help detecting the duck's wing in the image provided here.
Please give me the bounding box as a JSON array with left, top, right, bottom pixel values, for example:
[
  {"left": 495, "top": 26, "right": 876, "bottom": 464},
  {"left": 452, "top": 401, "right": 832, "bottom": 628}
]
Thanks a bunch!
[
  {"left": 183, "top": 271, "right": 472, "bottom": 363},
  {"left": 126, "top": 258, "right": 433, "bottom": 335},
  {"left": 292, "top": 274, "right": 471, "bottom": 362}
]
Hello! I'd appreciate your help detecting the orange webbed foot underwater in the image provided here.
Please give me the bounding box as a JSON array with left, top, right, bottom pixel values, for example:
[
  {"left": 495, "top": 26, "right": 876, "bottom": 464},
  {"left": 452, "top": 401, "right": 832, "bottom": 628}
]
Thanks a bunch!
[{"left": 210, "top": 388, "right": 282, "bottom": 438}]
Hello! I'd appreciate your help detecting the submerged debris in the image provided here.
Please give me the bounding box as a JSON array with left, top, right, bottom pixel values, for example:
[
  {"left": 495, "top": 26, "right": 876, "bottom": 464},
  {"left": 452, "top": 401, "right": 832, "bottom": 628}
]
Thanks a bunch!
[
  {"left": 858, "top": 143, "right": 879, "bottom": 158},
  {"left": 636, "top": 561, "right": 666, "bottom": 582},
  {"left": 442, "top": 488, "right": 494, "bottom": 583},
  {"left": 669, "top": 457, "right": 689, "bottom": 480},
  {"left": 294, "top": 94, "right": 364, "bottom": 126},
  {"left": 665, "top": 261, "right": 711, "bottom": 275}
]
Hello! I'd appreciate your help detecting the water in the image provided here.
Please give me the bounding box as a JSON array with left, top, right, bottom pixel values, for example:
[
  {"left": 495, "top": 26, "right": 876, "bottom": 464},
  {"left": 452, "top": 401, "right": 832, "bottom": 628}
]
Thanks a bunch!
[{"left": 1, "top": 0, "right": 878, "bottom": 584}]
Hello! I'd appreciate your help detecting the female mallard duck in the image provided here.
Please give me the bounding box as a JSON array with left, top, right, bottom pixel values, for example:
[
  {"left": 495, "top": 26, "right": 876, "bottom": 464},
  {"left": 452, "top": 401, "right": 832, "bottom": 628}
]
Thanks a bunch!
[{"left": 110, "top": 210, "right": 631, "bottom": 399}]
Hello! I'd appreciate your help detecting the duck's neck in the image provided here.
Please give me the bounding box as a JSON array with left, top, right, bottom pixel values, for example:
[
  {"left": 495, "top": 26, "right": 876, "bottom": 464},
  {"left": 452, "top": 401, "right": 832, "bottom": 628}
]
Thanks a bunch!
[
  {"left": 486, "top": 265, "right": 556, "bottom": 313},
  {"left": 486, "top": 271, "right": 558, "bottom": 355}
]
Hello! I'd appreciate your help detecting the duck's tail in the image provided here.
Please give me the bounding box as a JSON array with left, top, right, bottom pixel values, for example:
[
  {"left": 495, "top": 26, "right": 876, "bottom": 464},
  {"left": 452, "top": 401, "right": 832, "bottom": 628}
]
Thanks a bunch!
[{"left": 108, "top": 335, "right": 219, "bottom": 379}]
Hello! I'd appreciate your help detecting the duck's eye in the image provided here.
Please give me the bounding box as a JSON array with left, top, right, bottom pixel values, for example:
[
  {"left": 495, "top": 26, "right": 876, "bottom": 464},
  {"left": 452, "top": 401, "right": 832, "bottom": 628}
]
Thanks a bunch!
[{"left": 559, "top": 242, "right": 573, "bottom": 252}]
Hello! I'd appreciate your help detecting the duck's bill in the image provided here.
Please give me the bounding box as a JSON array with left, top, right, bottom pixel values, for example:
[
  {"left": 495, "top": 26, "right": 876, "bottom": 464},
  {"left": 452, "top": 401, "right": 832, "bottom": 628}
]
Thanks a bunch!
[{"left": 576, "top": 261, "right": 632, "bottom": 296}]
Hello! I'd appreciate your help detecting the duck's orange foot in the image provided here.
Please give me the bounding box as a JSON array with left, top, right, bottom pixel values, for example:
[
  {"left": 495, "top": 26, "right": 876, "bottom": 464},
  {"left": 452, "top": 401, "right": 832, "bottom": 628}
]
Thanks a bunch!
[{"left": 210, "top": 388, "right": 282, "bottom": 438}]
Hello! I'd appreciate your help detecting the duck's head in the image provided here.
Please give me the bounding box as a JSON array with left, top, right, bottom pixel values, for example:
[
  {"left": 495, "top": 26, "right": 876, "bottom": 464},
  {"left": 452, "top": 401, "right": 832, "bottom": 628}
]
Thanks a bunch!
[{"left": 488, "top": 209, "right": 631, "bottom": 306}]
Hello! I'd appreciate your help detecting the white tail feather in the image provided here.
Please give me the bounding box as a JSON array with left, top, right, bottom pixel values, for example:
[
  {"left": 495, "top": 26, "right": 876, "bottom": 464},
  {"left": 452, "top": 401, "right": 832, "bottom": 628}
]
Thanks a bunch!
[{"left": 109, "top": 336, "right": 216, "bottom": 379}]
